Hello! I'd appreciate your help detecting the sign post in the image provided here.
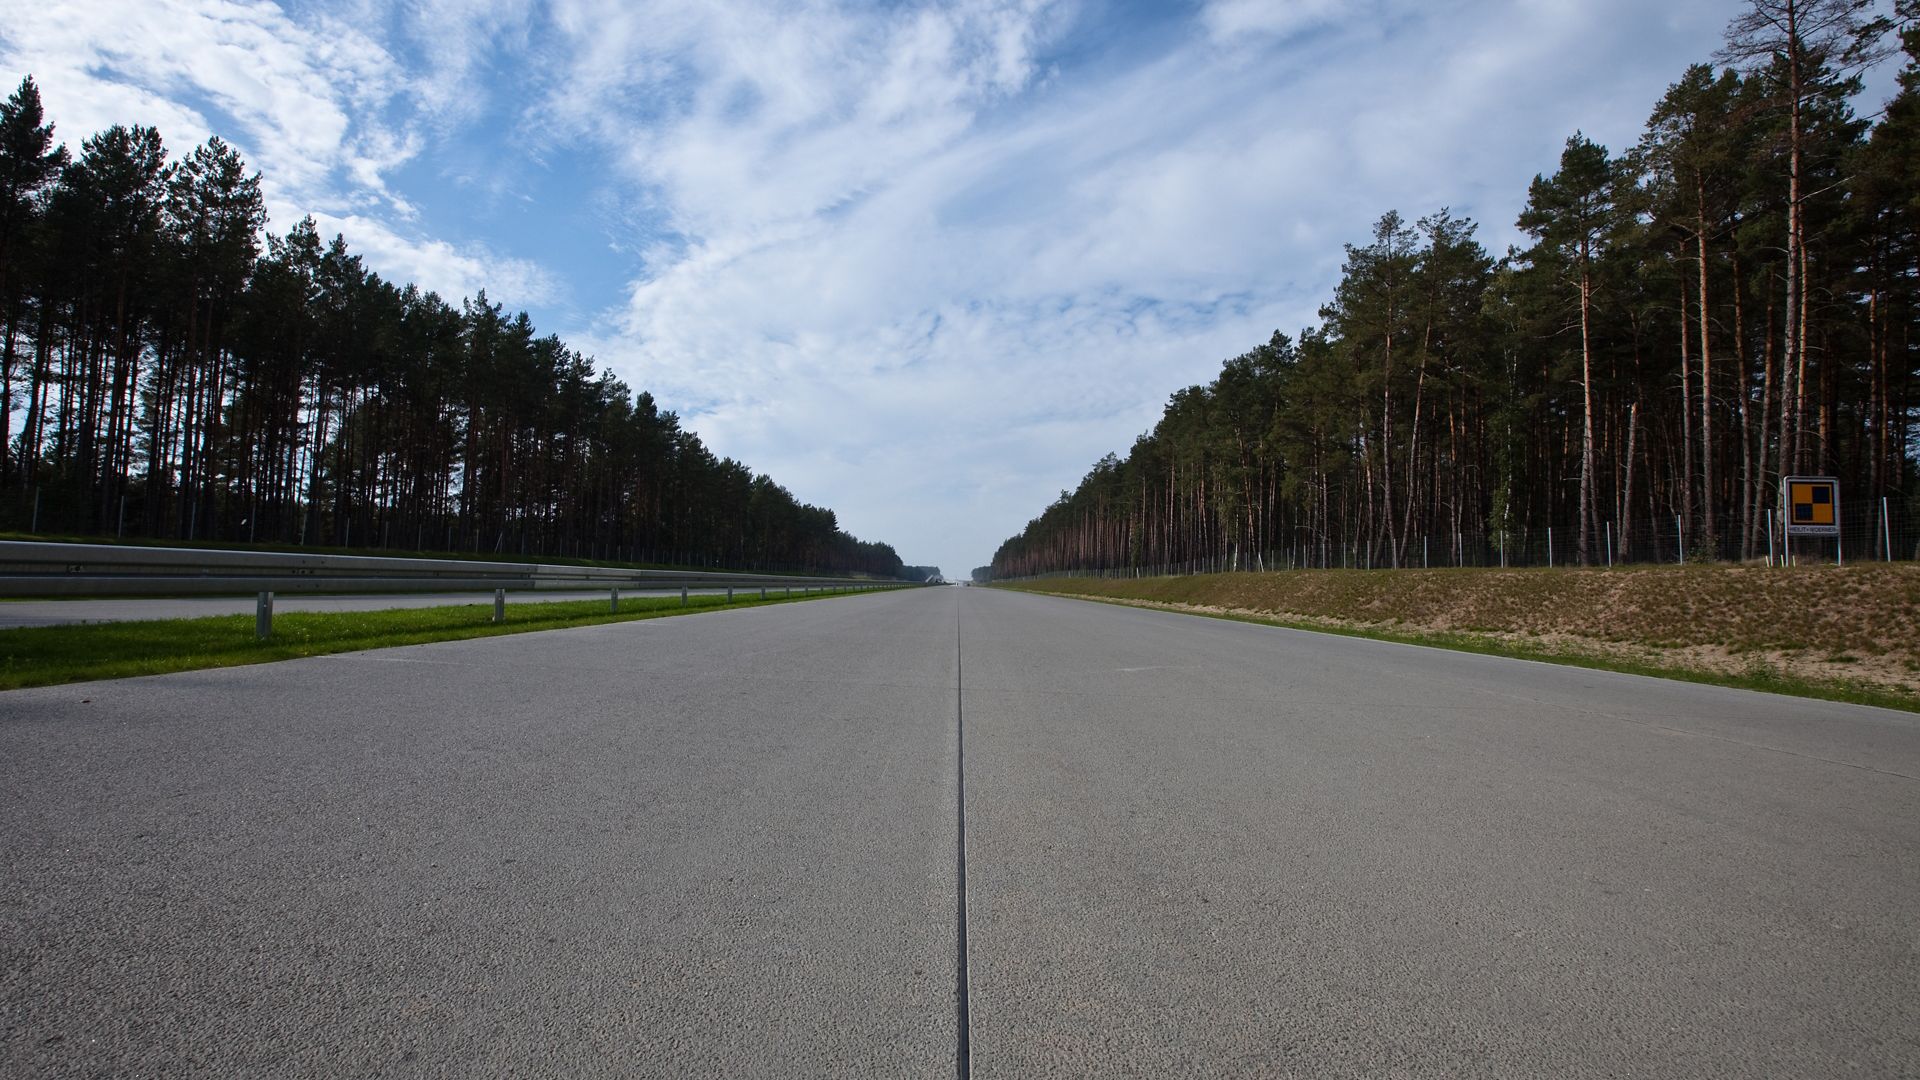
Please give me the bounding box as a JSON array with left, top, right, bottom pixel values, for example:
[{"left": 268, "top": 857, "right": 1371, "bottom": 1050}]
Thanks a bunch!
[{"left": 1781, "top": 476, "right": 1841, "bottom": 565}]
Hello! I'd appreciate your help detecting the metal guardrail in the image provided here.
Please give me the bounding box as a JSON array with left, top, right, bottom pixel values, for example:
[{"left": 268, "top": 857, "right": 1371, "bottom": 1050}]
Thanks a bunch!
[
  {"left": 0, "top": 541, "right": 887, "bottom": 596},
  {"left": 0, "top": 541, "right": 903, "bottom": 637}
]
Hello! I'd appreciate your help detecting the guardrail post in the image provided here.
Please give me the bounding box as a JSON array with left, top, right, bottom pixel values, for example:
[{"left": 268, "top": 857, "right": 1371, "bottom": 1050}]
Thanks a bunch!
[
  {"left": 255, "top": 592, "right": 273, "bottom": 640},
  {"left": 493, "top": 589, "right": 505, "bottom": 623}
]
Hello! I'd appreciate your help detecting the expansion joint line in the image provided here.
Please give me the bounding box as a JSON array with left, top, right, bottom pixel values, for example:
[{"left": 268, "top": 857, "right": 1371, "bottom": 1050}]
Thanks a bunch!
[{"left": 954, "top": 603, "right": 973, "bottom": 1079}]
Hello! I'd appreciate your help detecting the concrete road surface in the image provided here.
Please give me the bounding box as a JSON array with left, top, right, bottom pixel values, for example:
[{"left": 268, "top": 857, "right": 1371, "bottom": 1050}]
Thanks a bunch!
[
  {"left": 3, "top": 587, "right": 1916, "bottom": 1078},
  {"left": 0, "top": 589, "right": 732, "bottom": 628}
]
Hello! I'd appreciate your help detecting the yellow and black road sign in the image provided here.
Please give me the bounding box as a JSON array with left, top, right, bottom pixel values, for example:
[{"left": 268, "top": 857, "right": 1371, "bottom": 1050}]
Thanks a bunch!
[{"left": 1782, "top": 476, "right": 1841, "bottom": 537}]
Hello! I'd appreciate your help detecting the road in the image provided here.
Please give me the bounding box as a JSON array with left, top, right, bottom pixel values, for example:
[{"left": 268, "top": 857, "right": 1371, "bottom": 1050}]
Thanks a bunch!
[
  {"left": 3, "top": 586, "right": 1916, "bottom": 1077},
  {"left": 0, "top": 589, "right": 743, "bottom": 628}
]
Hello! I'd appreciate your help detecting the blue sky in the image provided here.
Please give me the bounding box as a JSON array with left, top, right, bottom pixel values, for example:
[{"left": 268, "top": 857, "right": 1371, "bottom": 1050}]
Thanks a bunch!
[{"left": 3, "top": 0, "right": 1899, "bottom": 576}]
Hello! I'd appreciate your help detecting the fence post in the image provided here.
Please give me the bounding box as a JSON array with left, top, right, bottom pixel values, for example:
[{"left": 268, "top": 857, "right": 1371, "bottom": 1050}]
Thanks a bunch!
[
  {"left": 1605, "top": 522, "right": 1613, "bottom": 568},
  {"left": 30, "top": 486, "right": 39, "bottom": 533},
  {"left": 1675, "top": 515, "right": 1684, "bottom": 565},
  {"left": 1547, "top": 527, "right": 1553, "bottom": 569},
  {"left": 256, "top": 592, "right": 273, "bottom": 640},
  {"left": 1767, "top": 509, "right": 1776, "bottom": 566},
  {"left": 118, "top": 495, "right": 126, "bottom": 539},
  {"left": 1885, "top": 496, "right": 1894, "bottom": 562},
  {"left": 1423, "top": 536, "right": 1428, "bottom": 569},
  {"left": 493, "top": 589, "right": 505, "bottom": 623}
]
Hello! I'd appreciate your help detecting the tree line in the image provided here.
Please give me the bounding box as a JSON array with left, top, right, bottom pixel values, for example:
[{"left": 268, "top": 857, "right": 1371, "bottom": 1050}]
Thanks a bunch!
[
  {"left": 993, "top": 1, "right": 1919, "bottom": 579},
  {"left": 0, "top": 79, "right": 906, "bottom": 577}
]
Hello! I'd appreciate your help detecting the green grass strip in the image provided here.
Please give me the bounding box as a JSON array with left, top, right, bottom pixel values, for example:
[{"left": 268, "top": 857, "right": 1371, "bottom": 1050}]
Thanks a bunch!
[
  {"left": 0, "top": 588, "right": 894, "bottom": 692},
  {"left": 1002, "top": 584, "right": 1920, "bottom": 714}
]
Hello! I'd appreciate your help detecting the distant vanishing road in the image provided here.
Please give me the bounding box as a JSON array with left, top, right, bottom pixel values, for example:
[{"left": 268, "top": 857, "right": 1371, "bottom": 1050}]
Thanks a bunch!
[{"left": 4, "top": 587, "right": 1917, "bottom": 1078}]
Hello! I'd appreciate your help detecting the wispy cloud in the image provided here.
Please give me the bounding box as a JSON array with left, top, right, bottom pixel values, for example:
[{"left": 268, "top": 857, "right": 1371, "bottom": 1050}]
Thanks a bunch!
[
  {"left": 557, "top": 0, "right": 1748, "bottom": 573},
  {"left": 310, "top": 210, "right": 560, "bottom": 305},
  {"left": 395, "top": 0, "right": 540, "bottom": 130},
  {"left": 0, "top": 0, "right": 556, "bottom": 308},
  {"left": 532, "top": 0, "right": 1062, "bottom": 233},
  {"left": 1200, "top": 0, "right": 1353, "bottom": 44}
]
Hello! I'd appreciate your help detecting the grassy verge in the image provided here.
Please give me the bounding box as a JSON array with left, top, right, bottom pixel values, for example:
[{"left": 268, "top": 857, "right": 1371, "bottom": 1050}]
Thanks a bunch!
[
  {"left": 0, "top": 587, "right": 890, "bottom": 692},
  {"left": 1002, "top": 567, "right": 1920, "bottom": 713}
]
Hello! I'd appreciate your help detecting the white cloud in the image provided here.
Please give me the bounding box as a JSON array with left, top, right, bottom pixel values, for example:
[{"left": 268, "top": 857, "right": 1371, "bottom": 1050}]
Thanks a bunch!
[
  {"left": 534, "top": 0, "right": 1062, "bottom": 236},
  {"left": 0, "top": 0, "right": 399, "bottom": 198},
  {"left": 1201, "top": 0, "right": 1352, "bottom": 44},
  {"left": 557, "top": 0, "right": 1758, "bottom": 574},
  {"left": 306, "top": 209, "right": 560, "bottom": 307},
  {"left": 0, "top": 0, "right": 556, "bottom": 310},
  {"left": 399, "top": 0, "right": 539, "bottom": 129}
]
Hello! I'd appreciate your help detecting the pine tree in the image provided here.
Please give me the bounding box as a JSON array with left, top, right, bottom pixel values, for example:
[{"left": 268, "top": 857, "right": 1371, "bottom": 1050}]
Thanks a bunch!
[
  {"left": 0, "top": 77, "right": 68, "bottom": 483},
  {"left": 1518, "top": 135, "right": 1625, "bottom": 564}
]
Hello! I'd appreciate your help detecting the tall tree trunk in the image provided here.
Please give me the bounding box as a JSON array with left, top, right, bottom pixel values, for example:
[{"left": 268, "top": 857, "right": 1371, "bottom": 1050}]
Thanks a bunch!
[
  {"left": 1577, "top": 260, "right": 1597, "bottom": 565},
  {"left": 1758, "top": 288, "right": 1777, "bottom": 547},
  {"left": 1402, "top": 318, "right": 1432, "bottom": 556},
  {"left": 1621, "top": 400, "right": 1639, "bottom": 562},
  {"left": 1679, "top": 272, "right": 1696, "bottom": 544},
  {"left": 1695, "top": 194, "right": 1716, "bottom": 553},
  {"left": 0, "top": 307, "right": 16, "bottom": 486},
  {"left": 1732, "top": 253, "right": 1755, "bottom": 557},
  {"left": 1783, "top": 32, "right": 1805, "bottom": 474}
]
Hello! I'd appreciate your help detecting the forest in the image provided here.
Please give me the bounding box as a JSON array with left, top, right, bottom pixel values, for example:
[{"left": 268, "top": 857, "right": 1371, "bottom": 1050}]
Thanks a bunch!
[
  {"left": 993, "top": 1, "right": 1920, "bottom": 580},
  {"left": 0, "top": 80, "right": 905, "bottom": 577}
]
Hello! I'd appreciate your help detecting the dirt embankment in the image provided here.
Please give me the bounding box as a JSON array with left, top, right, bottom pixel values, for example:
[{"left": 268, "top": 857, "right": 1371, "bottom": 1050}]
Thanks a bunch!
[{"left": 1006, "top": 565, "right": 1920, "bottom": 703}]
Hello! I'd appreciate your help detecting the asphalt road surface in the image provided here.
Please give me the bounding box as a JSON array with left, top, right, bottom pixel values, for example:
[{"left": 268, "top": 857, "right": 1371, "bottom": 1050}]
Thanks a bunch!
[
  {"left": 0, "top": 589, "right": 737, "bottom": 628},
  {"left": 3, "top": 586, "right": 1916, "bottom": 1077}
]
